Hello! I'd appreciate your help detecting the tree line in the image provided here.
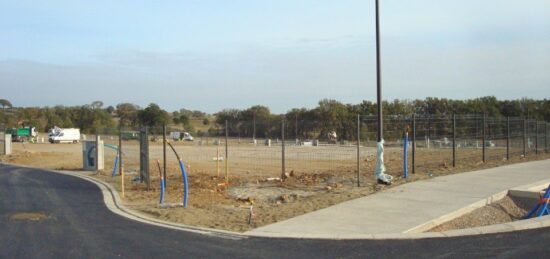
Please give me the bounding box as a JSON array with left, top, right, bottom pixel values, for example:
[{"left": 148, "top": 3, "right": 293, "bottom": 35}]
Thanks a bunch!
[
  {"left": 0, "top": 97, "right": 548, "bottom": 138},
  {"left": 213, "top": 97, "right": 550, "bottom": 140}
]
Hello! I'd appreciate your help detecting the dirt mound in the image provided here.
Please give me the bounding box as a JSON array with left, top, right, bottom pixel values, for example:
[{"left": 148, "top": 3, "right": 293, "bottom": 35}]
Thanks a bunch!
[{"left": 428, "top": 195, "right": 532, "bottom": 232}]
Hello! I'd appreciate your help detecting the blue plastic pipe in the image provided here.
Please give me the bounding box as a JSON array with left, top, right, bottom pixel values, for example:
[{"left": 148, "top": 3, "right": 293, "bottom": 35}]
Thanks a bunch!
[
  {"left": 104, "top": 144, "right": 121, "bottom": 177},
  {"left": 178, "top": 160, "right": 189, "bottom": 208},
  {"left": 159, "top": 176, "right": 165, "bottom": 204},
  {"left": 104, "top": 144, "right": 119, "bottom": 151},
  {"left": 111, "top": 151, "right": 119, "bottom": 177},
  {"left": 525, "top": 184, "right": 550, "bottom": 218},
  {"left": 403, "top": 133, "right": 409, "bottom": 178}
]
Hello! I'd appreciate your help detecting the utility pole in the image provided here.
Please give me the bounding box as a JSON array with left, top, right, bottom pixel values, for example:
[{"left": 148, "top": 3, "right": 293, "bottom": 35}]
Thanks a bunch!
[{"left": 375, "top": 0, "right": 383, "bottom": 144}]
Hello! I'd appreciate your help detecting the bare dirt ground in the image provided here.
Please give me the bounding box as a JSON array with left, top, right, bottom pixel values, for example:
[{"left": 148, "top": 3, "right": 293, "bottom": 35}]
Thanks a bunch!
[
  {"left": 428, "top": 195, "right": 534, "bottom": 232},
  {"left": 2, "top": 139, "right": 549, "bottom": 232}
]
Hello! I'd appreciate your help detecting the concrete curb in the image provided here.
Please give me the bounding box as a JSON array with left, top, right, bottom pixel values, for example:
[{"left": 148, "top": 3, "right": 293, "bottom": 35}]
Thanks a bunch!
[
  {"left": 52, "top": 169, "right": 247, "bottom": 240},
  {"left": 3, "top": 163, "right": 550, "bottom": 240},
  {"left": 403, "top": 179, "right": 550, "bottom": 234}
]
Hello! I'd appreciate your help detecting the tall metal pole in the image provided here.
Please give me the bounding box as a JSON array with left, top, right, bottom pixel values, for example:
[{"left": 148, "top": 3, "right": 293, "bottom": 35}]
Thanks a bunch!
[
  {"left": 375, "top": 0, "right": 383, "bottom": 143},
  {"left": 506, "top": 117, "right": 510, "bottom": 160},
  {"left": 452, "top": 114, "right": 456, "bottom": 167},
  {"left": 281, "top": 117, "right": 286, "bottom": 180},
  {"left": 163, "top": 124, "right": 167, "bottom": 185},
  {"left": 412, "top": 113, "right": 416, "bottom": 174},
  {"left": 356, "top": 114, "right": 361, "bottom": 187}
]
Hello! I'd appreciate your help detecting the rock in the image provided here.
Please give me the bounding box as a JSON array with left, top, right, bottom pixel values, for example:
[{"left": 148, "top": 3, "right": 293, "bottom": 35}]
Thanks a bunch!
[{"left": 237, "top": 197, "right": 253, "bottom": 203}]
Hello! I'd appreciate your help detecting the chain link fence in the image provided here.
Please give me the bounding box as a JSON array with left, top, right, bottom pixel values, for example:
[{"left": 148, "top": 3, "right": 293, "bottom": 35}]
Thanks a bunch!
[{"left": 90, "top": 114, "right": 549, "bottom": 187}]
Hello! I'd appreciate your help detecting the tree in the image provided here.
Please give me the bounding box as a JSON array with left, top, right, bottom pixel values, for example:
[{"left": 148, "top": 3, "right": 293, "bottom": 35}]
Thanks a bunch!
[
  {"left": 181, "top": 114, "right": 195, "bottom": 133},
  {"left": 315, "top": 99, "right": 352, "bottom": 140},
  {"left": 0, "top": 99, "right": 13, "bottom": 109},
  {"left": 90, "top": 101, "right": 104, "bottom": 110},
  {"left": 202, "top": 117, "right": 209, "bottom": 125},
  {"left": 240, "top": 105, "right": 272, "bottom": 138},
  {"left": 138, "top": 103, "right": 169, "bottom": 127},
  {"left": 106, "top": 106, "right": 115, "bottom": 114},
  {"left": 116, "top": 103, "right": 140, "bottom": 126}
]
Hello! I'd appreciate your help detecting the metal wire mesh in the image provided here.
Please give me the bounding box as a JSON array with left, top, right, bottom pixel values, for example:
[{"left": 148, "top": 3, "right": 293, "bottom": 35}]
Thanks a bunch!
[{"left": 90, "top": 115, "right": 549, "bottom": 186}]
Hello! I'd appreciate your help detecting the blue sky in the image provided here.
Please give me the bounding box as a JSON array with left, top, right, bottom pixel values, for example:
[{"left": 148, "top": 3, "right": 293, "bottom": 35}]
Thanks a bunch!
[{"left": 1, "top": 0, "right": 549, "bottom": 113}]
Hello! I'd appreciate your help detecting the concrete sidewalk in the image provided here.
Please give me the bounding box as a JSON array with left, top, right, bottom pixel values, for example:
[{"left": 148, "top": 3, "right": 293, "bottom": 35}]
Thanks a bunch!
[{"left": 247, "top": 159, "right": 550, "bottom": 237}]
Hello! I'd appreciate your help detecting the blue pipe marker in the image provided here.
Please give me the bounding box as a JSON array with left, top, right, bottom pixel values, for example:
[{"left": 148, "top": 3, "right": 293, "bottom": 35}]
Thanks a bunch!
[
  {"left": 525, "top": 184, "right": 550, "bottom": 218},
  {"left": 111, "top": 151, "right": 119, "bottom": 177},
  {"left": 178, "top": 160, "right": 189, "bottom": 208},
  {"left": 159, "top": 176, "right": 166, "bottom": 204},
  {"left": 104, "top": 144, "right": 119, "bottom": 151},
  {"left": 167, "top": 142, "right": 189, "bottom": 208},
  {"left": 403, "top": 132, "right": 409, "bottom": 179},
  {"left": 104, "top": 144, "right": 121, "bottom": 177}
]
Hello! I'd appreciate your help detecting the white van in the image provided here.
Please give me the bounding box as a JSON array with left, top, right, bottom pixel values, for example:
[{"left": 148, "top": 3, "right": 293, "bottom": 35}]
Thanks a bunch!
[
  {"left": 170, "top": 131, "right": 194, "bottom": 141},
  {"left": 49, "top": 127, "right": 81, "bottom": 144}
]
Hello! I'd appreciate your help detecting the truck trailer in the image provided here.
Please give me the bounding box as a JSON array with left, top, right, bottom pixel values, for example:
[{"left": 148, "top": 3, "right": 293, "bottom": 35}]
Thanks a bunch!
[{"left": 6, "top": 127, "right": 38, "bottom": 142}]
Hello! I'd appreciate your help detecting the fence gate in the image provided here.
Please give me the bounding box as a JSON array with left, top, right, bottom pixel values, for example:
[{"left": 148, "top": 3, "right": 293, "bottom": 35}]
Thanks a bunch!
[{"left": 140, "top": 126, "right": 150, "bottom": 189}]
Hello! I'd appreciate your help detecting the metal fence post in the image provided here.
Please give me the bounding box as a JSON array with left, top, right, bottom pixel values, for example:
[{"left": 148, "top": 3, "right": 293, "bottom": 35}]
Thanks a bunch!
[
  {"left": 535, "top": 122, "right": 539, "bottom": 155},
  {"left": 95, "top": 129, "right": 100, "bottom": 172},
  {"left": 225, "top": 120, "right": 229, "bottom": 184},
  {"left": 162, "top": 124, "right": 167, "bottom": 185},
  {"left": 546, "top": 122, "right": 548, "bottom": 153},
  {"left": 506, "top": 117, "right": 510, "bottom": 160},
  {"left": 452, "top": 114, "right": 456, "bottom": 167},
  {"left": 412, "top": 113, "right": 416, "bottom": 174},
  {"left": 482, "top": 115, "right": 486, "bottom": 163},
  {"left": 295, "top": 115, "right": 298, "bottom": 141},
  {"left": 356, "top": 114, "right": 361, "bottom": 187},
  {"left": 119, "top": 125, "right": 124, "bottom": 198},
  {"left": 140, "top": 126, "right": 150, "bottom": 190},
  {"left": 281, "top": 117, "right": 286, "bottom": 180},
  {"left": 523, "top": 118, "right": 527, "bottom": 157},
  {"left": 252, "top": 114, "right": 256, "bottom": 141},
  {"left": 118, "top": 126, "right": 122, "bottom": 177}
]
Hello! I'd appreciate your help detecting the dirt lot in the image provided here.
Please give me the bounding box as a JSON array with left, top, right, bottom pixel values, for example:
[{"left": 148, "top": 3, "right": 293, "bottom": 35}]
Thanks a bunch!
[{"left": 2, "top": 139, "right": 549, "bottom": 232}]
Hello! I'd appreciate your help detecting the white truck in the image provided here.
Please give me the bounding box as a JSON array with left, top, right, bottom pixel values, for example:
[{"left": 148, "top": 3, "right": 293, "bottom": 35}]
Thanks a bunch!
[
  {"left": 170, "top": 131, "right": 194, "bottom": 141},
  {"left": 48, "top": 127, "right": 81, "bottom": 144}
]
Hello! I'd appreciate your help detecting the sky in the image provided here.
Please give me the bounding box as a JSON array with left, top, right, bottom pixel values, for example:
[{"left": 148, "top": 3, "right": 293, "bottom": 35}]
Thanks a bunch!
[{"left": 1, "top": 0, "right": 549, "bottom": 113}]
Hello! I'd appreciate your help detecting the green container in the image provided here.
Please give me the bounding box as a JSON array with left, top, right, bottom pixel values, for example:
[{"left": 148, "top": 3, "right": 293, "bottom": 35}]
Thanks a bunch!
[{"left": 16, "top": 128, "right": 31, "bottom": 136}]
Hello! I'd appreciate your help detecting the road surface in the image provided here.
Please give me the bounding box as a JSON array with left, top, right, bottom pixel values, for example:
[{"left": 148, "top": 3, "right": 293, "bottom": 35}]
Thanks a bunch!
[{"left": 1, "top": 164, "right": 549, "bottom": 258}]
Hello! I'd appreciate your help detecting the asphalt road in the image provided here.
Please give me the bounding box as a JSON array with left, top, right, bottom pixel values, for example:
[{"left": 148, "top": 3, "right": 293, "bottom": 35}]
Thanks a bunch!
[{"left": 1, "top": 164, "right": 549, "bottom": 258}]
